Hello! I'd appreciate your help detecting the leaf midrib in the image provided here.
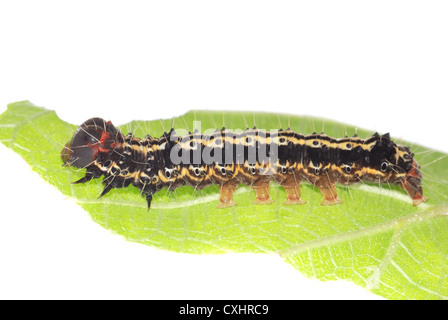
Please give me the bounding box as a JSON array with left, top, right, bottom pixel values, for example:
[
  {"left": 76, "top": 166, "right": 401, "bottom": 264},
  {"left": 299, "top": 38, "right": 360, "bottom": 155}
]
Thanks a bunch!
[{"left": 280, "top": 204, "right": 447, "bottom": 256}]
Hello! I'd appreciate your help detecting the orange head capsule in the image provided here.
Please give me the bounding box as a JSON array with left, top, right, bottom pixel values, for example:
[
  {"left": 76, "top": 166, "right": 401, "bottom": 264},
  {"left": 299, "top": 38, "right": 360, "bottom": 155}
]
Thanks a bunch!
[{"left": 61, "top": 118, "right": 122, "bottom": 168}]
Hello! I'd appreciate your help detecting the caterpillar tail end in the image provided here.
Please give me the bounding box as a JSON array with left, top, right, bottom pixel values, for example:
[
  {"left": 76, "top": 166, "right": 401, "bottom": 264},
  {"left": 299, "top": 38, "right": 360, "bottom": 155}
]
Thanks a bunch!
[
  {"left": 412, "top": 196, "right": 428, "bottom": 207},
  {"left": 402, "top": 159, "right": 428, "bottom": 206}
]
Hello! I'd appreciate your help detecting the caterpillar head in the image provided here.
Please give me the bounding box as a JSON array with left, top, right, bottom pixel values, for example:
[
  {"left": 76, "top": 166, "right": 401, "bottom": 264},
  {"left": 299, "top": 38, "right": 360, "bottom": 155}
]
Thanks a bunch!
[{"left": 61, "top": 118, "right": 123, "bottom": 168}]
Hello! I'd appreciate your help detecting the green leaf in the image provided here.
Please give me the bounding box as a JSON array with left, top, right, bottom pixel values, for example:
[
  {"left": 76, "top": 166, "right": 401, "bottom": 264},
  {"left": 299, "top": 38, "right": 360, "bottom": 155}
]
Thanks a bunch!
[{"left": 1, "top": 101, "right": 447, "bottom": 299}]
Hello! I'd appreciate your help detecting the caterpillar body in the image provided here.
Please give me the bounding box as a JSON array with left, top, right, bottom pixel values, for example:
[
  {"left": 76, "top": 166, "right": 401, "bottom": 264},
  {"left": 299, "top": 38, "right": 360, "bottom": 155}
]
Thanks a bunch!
[{"left": 61, "top": 117, "right": 427, "bottom": 209}]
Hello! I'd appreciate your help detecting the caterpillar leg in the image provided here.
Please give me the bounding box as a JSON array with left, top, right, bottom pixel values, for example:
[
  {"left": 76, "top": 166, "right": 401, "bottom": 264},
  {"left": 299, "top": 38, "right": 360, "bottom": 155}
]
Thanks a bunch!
[
  {"left": 252, "top": 178, "right": 274, "bottom": 205},
  {"left": 281, "top": 177, "right": 306, "bottom": 205},
  {"left": 146, "top": 193, "right": 153, "bottom": 210},
  {"left": 217, "top": 182, "right": 238, "bottom": 208},
  {"left": 71, "top": 166, "right": 102, "bottom": 185},
  {"left": 98, "top": 184, "right": 113, "bottom": 199},
  {"left": 317, "top": 184, "right": 343, "bottom": 205},
  {"left": 142, "top": 185, "right": 157, "bottom": 210},
  {"left": 71, "top": 173, "right": 94, "bottom": 185}
]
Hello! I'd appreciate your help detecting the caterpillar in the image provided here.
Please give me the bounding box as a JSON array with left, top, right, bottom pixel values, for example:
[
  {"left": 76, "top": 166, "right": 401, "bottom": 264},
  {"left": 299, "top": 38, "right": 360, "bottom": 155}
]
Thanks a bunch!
[{"left": 61, "top": 117, "right": 427, "bottom": 209}]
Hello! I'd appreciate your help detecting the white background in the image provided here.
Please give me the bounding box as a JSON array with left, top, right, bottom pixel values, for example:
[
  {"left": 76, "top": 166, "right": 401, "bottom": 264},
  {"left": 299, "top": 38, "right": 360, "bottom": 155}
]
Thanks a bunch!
[{"left": 0, "top": 0, "right": 447, "bottom": 300}]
